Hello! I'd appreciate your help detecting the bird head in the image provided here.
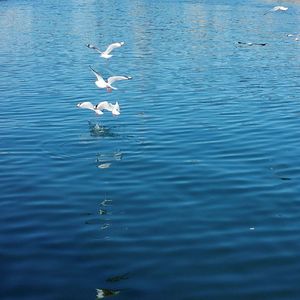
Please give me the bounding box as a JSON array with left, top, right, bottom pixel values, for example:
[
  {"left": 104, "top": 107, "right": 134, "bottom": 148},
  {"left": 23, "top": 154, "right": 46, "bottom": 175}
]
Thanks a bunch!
[{"left": 112, "top": 101, "right": 120, "bottom": 116}]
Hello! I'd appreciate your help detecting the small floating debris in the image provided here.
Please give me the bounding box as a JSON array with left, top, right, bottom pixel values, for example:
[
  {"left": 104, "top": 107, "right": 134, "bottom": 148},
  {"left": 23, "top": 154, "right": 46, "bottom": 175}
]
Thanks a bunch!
[
  {"left": 249, "top": 227, "right": 255, "bottom": 231},
  {"left": 98, "top": 163, "right": 111, "bottom": 169},
  {"left": 96, "top": 288, "right": 120, "bottom": 299}
]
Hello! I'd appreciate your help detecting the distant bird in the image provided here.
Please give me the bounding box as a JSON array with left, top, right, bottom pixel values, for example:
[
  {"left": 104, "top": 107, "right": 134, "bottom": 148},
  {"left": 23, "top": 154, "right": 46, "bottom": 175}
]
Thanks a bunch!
[
  {"left": 77, "top": 101, "right": 120, "bottom": 116},
  {"left": 86, "top": 42, "right": 125, "bottom": 59},
  {"left": 264, "top": 6, "right": 288, "bottom": 15},
  {"left": 287, "top": 33, "right": 300, "bottom": 41},
  {"left": 238, "top": 42, "right": 267, "bottom": 46},
  {"left": 89, "top": 66, "right": 132, "bottom": 92}
]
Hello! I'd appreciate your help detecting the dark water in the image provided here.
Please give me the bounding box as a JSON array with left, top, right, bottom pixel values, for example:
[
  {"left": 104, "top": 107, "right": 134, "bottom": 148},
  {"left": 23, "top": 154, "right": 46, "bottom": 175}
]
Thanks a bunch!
[{"left": 1, "top": 0, "right": 300, "bottom": 299}]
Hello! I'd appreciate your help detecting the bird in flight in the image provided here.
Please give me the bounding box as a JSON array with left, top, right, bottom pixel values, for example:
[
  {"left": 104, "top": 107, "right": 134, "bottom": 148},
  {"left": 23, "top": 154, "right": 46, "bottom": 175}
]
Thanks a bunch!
[
  {"left": 287, "top": 33, "right": 300, "bottom": 41},
  {"left": 264, "top": 6, "right": 288, "bottom": 15},
  {"left": 89, "top": 66, "right": 132, "bottom": 92},
  {"left": 86, "top": 42, "right": 125, "bottom": 59},
  {"left": 77, "top": 101, "right": 120, "bottom": 116},
  {"left": 237, "top": 42, "right": 267, "bottom": 46}
]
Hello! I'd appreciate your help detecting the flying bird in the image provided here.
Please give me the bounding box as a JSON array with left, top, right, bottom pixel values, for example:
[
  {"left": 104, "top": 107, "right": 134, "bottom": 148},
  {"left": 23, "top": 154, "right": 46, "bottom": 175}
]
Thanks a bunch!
[
  {"left": 264, "top": 6, "right": 288, "bottom": 15},
  {"left": 89, "top": 66, "right": 132, "bottom": 92},
  {"left": 77, "top": 101, "right": 120, "bottom": 116},
  {"left": 237, "top": 42, "right": 267, "bottom": 46},
  {"left": 86, "top": 42, "right": 125, "bottom": 59},
  {"left": 287, "top": 33, "right": 300, "bottom": 41},
  {"left": 96, "top": 101, "right": 120, "bottom": 116}
]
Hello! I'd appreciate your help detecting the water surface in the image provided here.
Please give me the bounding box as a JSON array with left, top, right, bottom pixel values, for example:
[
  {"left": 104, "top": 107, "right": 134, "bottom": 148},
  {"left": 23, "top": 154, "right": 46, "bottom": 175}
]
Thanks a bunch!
[{"left": 1, "top": 0, "right": 300, "bottom": 299}]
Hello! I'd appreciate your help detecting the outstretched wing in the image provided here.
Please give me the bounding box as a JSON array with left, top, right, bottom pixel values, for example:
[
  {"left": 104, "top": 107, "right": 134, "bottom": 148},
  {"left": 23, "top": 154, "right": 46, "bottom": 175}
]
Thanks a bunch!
[
  {"left": 107, "top": 75, "right": 132, "bottom": 85},
  {"left": 77, "top": 101, "right": 95, "bottom": 111},
  {"left": 103, "top": 42, "right": 125, "bottom": 55},
  {"left": 86, "top": 44, "right": 102, "bottom": 54},
  {"left": 89, "top": 66, "right": 106, "bottom": 85},
  {"left": 95, "top": 101, "right": 112, "bottom": 111}
]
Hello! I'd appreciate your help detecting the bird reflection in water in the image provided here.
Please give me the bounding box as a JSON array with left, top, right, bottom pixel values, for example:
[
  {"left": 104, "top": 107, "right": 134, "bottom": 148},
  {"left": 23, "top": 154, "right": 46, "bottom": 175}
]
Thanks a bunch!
[
  {"left": 96, "top": 150, "right": 123, "bottom": 169},
  {"left": 88, "top": 121, "right": 117, "bottom": 138},
  {"left": 96, "top": 288, "right": 120, "bottom": 299}
]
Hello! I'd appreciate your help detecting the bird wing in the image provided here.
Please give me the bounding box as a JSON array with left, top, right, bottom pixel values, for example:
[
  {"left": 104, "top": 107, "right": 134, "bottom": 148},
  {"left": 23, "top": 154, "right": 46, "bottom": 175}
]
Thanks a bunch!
[
  {"left": 103, "top": 42, "right": 124, "bottom": 55},
  {"left": 89, "top": 66, "right": 106, "bottom": 84},
  {"left": 281, "top": 6, "right": 288, "bottom": 11},
  {"left": 86, "top": 44, "right": 102, "bottom": 54},
  {"left": 77, "top": 102, "right": 95, "bottom": 111},
  {"left": 107, "top": 75, "right": 132, "bottom": 85},
  {"left": 95, "top": 101, "right": 113, "bottom": 111},
  {"left": 253, "top": 43, "right": 267, "bottom": 46},
  {"left": 264, "top": 6, "right": 287, "bottom": 15},
  {"left": 264, "top": 7, "right": 276, "bottom": 14}
]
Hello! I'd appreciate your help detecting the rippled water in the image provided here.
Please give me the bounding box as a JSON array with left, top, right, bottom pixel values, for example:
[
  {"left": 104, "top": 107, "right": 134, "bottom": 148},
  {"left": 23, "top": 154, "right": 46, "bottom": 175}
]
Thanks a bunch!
[{"left": 1, "top": 0, "right": 300, "bottom": 299}]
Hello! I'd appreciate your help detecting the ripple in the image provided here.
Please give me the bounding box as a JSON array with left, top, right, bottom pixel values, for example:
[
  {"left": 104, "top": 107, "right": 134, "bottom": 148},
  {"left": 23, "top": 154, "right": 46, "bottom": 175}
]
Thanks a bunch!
[{"left": 1, "top": 0, "right": 300, "bottom": 300}]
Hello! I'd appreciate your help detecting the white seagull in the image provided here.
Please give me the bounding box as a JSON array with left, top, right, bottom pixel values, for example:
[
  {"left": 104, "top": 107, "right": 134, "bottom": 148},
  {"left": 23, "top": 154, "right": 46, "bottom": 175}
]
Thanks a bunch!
[
  {"left": 264, "top": 6, "right": 288, "bottom": 15},
  {"left": 287, "top": 33, "right": 300, "bottom": 41},
  {"left": 89, "top": 66, "right": 132, "bottom": 92},
  {"left": 96, "top": 101, "right": 120, "bottom": 116},
  {"left": 86, "top": 42, "right": 125, "bottom": 59},
  {"left": 238, "top": 42, "right": 267, "bottom": 46},
  {"left": 77, "top": 101, "right": 120, "bottom": 116}
]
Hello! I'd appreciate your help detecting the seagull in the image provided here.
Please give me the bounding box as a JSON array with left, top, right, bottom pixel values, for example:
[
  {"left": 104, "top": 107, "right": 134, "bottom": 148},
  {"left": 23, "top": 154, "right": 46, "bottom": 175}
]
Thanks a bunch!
[
  {"left": 238, "top": 42, "right": 267, "bottom": 46},
  {"left": 287, "top": 33, "right": 300, "bottom": 41},
  {"left": 77, "top": 101, "right": 120, "bottom": 116},
  {"left": 96, "top": 101, "right": 120, "bottom": 116},
  {"left": 86, "top": 42, "right": 125, "bottom": 59},
  {"left": 89, "top": 66, "right": 132, "bottom": 92},
  {"left": 264, "top": 6, "right": 288, "bottom": 15}
]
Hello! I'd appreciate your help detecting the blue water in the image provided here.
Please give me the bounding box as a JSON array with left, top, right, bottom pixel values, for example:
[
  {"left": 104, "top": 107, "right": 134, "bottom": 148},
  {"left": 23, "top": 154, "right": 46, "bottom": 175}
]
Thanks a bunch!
[{"left": 1, "top": 0, "right": 300, "bottom": 299}]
